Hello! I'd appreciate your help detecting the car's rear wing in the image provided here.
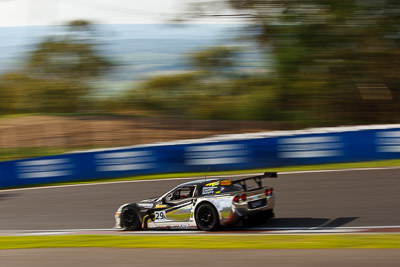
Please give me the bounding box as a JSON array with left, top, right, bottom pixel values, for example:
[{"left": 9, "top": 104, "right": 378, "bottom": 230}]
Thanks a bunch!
[{"left": 232, "top": 172, "right": 277, "bottom": 191}]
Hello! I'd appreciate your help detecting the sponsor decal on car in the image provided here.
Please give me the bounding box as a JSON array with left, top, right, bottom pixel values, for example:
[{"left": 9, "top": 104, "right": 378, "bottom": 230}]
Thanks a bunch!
[
  {"left": 154, "top": 210, "right": 167, "bottom": 222},
  {"left": 205, "top": 181, "right": 220, "bottom": 187},
  {"left": 202, "top": 186, "right": 218, "bottom": 195},
  {"left": 220, "top": 180, "right": 232, "bottom": 186}
]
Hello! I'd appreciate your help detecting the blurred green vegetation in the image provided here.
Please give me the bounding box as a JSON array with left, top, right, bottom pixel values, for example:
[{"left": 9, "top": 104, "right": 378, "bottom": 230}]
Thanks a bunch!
[
  {"left": 110, "top": 0, "right": 400, "bottom": 127},
  {"left": 0, "top": 20, "right": 112, "bottom": 115},
  {"left": 0, "top": 146, "right": 110, "bottom": 162},
  {"left": 118, "top": 46, "right": 280, "bottom": 121},
  {"left": 176, "top": 0, "right": 400, "bottom": 127},
  {"left": 2, "top": 1, "right": 400, "bottom": 129},
  {"left": 0, "top": 147, "right": 68, "bottom": 161}
]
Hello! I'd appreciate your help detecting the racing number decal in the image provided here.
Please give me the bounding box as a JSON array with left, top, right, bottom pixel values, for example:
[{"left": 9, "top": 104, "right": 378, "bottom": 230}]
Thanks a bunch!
[{"left": 154, "top": 210, "right": 167, "bottom": 222}]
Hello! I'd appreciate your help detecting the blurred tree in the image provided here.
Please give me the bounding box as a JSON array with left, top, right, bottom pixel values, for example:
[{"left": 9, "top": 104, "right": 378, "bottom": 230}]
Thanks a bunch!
[
  {"left": 182, "top": 0, "right": 400, "bottom": 126},
  {"left": 28, "top": 39, "right": 111, "bottom": 80},
  {"left": 0, "top": 20, "right": 112, "bottom": 115},
  {"left": 0, "top": 72, "right": 89, "bottom": 114},
  {"left": 123, "top": 46, "right": 250, "bottom": 119},
  {"left": 131, "top": 72, "right": 201, "bottom": 116},
  {"left": 189, "top": 46, "right": 238, "bottom": 72},
  {"left": 119, "top": 41, "right": 282, "bottom": 120},
  {"left": 0, "top": 72, "right": 36, "bottom": 114},
  {"left": 28, "top": 20, "right": 112, "bottom": 80},
  {"left": 68, "top": 19, "right": 92, "bottom": 31},
  {"left": 122, "top": 42, "right": 277, "bottom": 121}
]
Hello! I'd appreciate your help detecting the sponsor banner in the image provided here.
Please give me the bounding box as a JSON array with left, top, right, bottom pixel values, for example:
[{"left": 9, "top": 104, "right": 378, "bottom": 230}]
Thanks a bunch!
[
  {"left": 16, "top": 158, "right": 74, "bottom": 179},
  {"left": 1, "top": 125, "right": 400, "bottom": 188},
  {"left": 278, "top": 136, "right": 343, "bottom": 158},
  {"left": 184, "top": 144, "right": 249, "bottom": 166},
  {"left": 376, "top": 131, "right": 400, "bottom": 153},
  {"left": 95, "top": 150, "right": 155, "bottom": 172}
]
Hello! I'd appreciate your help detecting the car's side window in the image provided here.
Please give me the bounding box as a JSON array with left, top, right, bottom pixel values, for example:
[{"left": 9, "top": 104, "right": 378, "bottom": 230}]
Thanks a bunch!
[{"left": 166, "top": 186, "right": 195, "bottom": 201}]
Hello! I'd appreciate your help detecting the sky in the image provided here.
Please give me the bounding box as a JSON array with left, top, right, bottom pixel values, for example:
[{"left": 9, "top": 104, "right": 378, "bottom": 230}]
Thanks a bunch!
[{"left": 0, "top": 0, "right": 238, "bottom": 27}]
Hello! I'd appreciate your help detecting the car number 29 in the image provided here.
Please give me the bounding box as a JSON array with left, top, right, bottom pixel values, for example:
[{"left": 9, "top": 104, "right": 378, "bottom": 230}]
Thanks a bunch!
[{"left": 154, "top": 211, "right": 167, "bottom": 222}]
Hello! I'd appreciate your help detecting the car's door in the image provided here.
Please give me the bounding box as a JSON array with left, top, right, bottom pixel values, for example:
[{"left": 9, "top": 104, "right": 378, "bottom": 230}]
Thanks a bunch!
[{"left": 153, "top": 185, "right": 196, "bottom": 226}]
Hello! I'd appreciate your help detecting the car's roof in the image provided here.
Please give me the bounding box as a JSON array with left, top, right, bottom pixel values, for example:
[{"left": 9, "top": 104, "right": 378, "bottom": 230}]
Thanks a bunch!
[{"left": 178, "top": 178, "right": 222, "bottom": 187}]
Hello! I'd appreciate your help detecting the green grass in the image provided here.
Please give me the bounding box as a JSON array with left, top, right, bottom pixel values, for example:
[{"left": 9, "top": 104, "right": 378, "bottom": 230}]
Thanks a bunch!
[
  {"left": 0, "top": 147, "right": 70, "bottom": 161},
  {"left": 0, "top": 234, "right": 399, "bottom": 249}
]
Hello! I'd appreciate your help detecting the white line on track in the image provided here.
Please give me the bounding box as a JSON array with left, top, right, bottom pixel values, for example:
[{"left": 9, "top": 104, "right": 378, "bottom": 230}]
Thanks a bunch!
[{"left": 1, "top": 165, "right": 399, "bottom": 193}]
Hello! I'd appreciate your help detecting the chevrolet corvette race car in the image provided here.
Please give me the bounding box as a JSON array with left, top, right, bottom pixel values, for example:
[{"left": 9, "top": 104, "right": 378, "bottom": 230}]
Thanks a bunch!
[{"left": 115, "top": 172, "right": 277, "bottom": 231}]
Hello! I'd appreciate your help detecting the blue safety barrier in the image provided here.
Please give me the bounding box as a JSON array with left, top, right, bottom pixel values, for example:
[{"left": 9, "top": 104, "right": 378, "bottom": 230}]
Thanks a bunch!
[{"left": 1, "top": 125, "right": 400, "bottom": 188}]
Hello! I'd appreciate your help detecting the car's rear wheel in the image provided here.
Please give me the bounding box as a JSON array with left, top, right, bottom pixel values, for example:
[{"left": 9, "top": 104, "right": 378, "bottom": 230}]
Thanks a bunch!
[
  {"left": 195, "top": 203, "right": 220, "bottom": 231},
  {"left": 121, "top": 206, "right": 141, "bottom": 231}
]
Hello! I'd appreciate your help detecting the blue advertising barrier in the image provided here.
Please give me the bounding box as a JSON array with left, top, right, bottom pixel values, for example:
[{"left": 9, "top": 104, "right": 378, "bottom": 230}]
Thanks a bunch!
[{"left": 1, "top": 125, "right": 400, "bottom": 188}]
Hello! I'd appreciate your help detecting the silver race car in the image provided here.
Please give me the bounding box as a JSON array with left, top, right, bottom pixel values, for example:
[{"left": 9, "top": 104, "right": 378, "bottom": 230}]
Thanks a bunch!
[{"left": 115, "top": 172, "right": 277, "bottom": 231}]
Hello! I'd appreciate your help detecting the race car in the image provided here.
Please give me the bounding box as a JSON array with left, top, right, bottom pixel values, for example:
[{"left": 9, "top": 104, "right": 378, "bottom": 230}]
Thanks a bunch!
[{"left": 114, "top": 172, "right": 277, "bottom": 231}]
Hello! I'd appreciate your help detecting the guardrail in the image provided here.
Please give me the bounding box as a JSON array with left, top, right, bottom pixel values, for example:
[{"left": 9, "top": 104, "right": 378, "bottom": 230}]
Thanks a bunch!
[{"left": 1, "top": 124, "right": 400, "bottom": 188}]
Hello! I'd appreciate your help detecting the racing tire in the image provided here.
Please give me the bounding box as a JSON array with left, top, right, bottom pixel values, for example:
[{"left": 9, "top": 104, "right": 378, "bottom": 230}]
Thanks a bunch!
[
  {"left": 121, "top": 206, "right": 141, "bottom": 231},
  {"left": 195, "top": 203, "right": 220, "bottom": 231}
]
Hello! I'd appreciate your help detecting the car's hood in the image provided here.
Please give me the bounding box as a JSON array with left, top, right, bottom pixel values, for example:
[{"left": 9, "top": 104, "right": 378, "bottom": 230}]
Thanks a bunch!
[
  {"left": 140, "top": 197, "right": 158, "bottom": 203},
  {"left": 136, "top": 197, "right": 159, "bottom": 209}
]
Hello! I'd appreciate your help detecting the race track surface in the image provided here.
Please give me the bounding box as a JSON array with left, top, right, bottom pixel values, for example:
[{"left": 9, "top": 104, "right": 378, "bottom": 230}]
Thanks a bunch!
[
  {"left": 0, "top": 168, "right": 399, "bottom": 231},
  {"left": 1, "top": 248, "right": 400, "bottom": 267}
]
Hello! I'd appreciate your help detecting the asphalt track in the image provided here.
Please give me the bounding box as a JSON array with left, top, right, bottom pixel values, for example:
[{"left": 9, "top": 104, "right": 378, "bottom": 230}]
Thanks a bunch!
[
  {"left": 0, "top": 168, "right": 399, "bottom": 231},
  {"left": 1, "top": 248, "right": 400, "bottom": 267}
]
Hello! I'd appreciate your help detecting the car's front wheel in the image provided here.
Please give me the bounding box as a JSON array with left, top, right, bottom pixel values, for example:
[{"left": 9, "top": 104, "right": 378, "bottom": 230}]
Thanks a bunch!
[
  {"left": 195, "top": 203, "right": 220, "bottom": 231},
  {"left": 121, "top": 206, "right": 141, "bottom": 231}
]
